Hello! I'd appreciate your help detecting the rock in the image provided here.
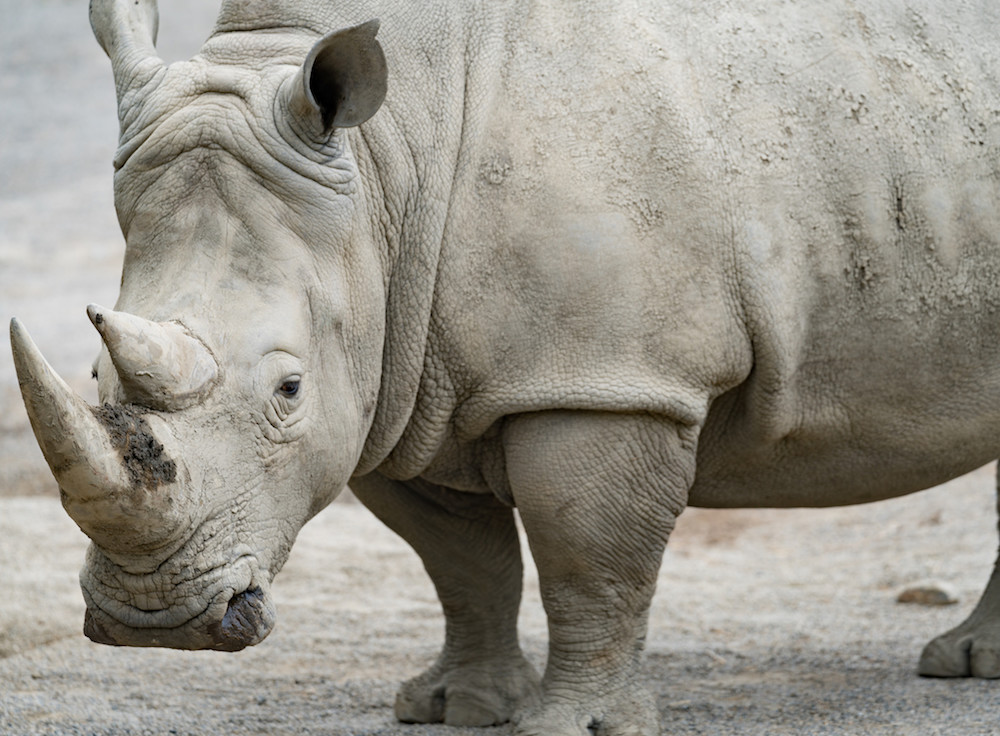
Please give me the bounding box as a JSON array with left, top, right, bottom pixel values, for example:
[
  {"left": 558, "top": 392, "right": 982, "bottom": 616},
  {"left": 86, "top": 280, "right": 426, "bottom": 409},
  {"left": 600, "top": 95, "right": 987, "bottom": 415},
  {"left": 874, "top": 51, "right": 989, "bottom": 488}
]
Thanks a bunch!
[{"left": 896, "top": 583, "right": 959, "bottom": 606}]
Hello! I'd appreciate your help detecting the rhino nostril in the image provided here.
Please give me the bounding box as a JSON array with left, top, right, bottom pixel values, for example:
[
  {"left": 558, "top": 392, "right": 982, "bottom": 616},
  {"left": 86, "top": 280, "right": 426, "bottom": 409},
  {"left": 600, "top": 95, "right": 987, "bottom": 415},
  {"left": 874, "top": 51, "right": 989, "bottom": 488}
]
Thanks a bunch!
[
  {"left": 209, "top": 586, "right": 275, "bottom": 651},
  {"left": 223, "top": 587, "right": 263, "bottom": 635}
]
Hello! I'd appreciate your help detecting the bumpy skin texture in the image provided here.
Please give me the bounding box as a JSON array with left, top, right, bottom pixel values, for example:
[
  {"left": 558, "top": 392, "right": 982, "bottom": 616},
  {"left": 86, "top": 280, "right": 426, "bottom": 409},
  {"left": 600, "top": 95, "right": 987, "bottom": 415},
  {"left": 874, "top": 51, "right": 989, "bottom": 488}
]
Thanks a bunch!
[{"left": 23, "top": 1, "right": 1000, "bottom": 734}]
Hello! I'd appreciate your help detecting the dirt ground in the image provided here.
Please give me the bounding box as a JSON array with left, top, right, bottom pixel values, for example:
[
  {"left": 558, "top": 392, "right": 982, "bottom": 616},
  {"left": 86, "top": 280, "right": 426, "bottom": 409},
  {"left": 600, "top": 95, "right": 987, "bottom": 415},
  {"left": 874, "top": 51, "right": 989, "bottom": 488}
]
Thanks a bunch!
[
  {"left": 3, "top": 474, "right": 999, "bottom": 735},
  {"left": 2, "top": 2, "right": 999, "bottom": 735}
]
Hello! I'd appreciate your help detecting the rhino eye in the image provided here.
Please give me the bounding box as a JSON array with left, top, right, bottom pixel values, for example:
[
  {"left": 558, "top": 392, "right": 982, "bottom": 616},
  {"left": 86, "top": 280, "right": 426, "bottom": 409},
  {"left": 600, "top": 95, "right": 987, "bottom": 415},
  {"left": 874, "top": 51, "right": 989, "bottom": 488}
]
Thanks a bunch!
[{"left": 277, "top": 379, "right": 301, "bottom": 398}]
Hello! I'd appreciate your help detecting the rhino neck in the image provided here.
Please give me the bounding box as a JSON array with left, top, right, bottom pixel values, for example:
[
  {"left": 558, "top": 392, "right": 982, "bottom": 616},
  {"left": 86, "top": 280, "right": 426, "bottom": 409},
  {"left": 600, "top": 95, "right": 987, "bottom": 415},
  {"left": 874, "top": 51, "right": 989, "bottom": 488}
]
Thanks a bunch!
[
  {"left": 348, "top": 114, "right": 445, "bottom": 477},
  {"left": 351, "top": 9, "right": 504, "bottom": 477}
]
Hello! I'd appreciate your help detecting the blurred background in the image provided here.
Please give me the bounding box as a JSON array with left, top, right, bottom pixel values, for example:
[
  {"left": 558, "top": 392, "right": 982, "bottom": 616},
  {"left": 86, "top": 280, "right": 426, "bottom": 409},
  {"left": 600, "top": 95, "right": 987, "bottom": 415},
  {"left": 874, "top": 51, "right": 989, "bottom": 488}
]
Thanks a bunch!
[{"left": 0, "top": 0, "right": 222, "bottom": 497}]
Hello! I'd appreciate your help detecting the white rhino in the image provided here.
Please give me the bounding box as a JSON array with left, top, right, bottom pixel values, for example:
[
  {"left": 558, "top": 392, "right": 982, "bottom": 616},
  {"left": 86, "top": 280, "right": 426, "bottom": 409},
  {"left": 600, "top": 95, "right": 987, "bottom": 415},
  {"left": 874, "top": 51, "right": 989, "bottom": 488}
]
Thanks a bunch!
[{"left": 10, "top": 0, "right": 1000, "bottom": 733}]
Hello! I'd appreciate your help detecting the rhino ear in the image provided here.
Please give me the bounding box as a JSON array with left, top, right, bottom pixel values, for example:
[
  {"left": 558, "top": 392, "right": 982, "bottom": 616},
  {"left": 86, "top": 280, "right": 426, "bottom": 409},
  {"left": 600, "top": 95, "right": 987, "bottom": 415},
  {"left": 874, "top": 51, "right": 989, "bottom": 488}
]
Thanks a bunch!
[{"left": 302, "top": 19, "right": 387, "bottom": 132}]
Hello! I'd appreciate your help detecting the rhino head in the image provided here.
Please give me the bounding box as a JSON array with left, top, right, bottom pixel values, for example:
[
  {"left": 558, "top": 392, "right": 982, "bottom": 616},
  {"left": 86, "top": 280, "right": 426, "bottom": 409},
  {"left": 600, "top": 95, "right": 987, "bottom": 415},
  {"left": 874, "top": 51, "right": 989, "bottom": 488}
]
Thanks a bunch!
[{"left": 10, "top": 0, "right": 390, "bottom": 651}]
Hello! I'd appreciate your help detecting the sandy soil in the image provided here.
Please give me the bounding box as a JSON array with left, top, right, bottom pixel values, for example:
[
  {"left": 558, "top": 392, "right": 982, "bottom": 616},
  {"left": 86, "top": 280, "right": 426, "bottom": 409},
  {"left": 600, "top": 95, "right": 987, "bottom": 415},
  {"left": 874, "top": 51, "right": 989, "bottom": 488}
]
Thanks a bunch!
[
  {"left": 2, "top": 472, "right": 999, "bottom": 735},
  {"left": 2, "top": 2, "right": 999, "bottom": 734}
]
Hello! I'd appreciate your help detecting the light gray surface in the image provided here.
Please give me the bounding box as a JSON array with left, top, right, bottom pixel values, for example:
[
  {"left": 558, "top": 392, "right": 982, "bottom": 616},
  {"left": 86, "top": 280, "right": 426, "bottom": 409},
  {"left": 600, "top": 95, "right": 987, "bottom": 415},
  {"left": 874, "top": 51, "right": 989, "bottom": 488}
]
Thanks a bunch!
[{"left": 2, "top": 2, "right": 999, "bottom": 734}]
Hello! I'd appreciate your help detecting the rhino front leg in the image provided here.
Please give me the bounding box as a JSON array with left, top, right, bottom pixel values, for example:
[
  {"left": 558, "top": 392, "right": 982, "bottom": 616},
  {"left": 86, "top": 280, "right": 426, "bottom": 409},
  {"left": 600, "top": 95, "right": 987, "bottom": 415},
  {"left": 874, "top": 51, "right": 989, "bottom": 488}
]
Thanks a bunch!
[
  {"left": 504, "top": 410, "right": 696, "bottom": 736},
  {"left": 349, "top": 473, "right": 542, "bottom": 726},
  {"left": 919, "top": 466, "right": 1000, "bottom": 678}
]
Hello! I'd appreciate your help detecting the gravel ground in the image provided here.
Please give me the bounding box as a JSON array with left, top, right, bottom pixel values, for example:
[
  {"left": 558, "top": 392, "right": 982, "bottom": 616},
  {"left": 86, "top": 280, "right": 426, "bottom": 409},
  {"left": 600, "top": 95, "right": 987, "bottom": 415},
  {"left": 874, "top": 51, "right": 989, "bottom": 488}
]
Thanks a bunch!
[
  {"left": 2, "top": 2, "right": 1000, "bottom": 735},
  {"left": 2, "top": 471, "right": 999, "bottom": 735}
]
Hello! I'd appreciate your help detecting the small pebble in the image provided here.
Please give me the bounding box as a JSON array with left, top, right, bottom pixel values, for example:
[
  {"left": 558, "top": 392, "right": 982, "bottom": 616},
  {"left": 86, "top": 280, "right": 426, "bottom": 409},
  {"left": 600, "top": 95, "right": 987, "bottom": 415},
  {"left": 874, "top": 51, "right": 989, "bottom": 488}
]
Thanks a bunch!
[{"left": 896, "top": 583, "right": 958, "bottom": 606}]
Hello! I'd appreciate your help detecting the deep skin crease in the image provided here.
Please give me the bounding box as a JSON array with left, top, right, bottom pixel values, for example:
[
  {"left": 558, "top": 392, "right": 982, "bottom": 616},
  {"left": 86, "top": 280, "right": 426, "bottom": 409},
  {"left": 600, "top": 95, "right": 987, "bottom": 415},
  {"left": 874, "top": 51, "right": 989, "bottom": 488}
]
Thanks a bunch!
[{"left": 9, "top": 1, "right": 1000, "bottom": 735}]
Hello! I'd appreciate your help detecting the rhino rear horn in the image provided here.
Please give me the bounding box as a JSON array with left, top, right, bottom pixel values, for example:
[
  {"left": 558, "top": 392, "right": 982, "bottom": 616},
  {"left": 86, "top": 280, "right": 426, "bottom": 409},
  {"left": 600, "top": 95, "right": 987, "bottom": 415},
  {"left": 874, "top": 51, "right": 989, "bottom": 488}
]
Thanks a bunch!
[{"left": 88, "top": 305, "right": 218, "bottom": 411}]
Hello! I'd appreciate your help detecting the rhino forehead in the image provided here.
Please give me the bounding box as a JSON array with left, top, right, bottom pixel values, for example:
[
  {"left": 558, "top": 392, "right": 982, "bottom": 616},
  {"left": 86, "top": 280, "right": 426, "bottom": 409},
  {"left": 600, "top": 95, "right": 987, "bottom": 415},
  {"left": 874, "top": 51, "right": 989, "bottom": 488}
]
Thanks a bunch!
[
  {"left": 115, "top": 56, "right": 358, "bottom": 196},
  {"left": 117, "top": 101, "right": 296, "bottom": 191},
  {"left": 115, "top": 141, "right": 358, "bottom": 281}
]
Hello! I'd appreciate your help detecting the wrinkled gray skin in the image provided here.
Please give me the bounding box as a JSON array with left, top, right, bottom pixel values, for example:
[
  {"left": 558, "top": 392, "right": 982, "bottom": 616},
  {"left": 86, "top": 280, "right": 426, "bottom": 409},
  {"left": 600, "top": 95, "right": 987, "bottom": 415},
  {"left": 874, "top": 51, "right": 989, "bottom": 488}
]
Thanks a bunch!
[{"left": 10, "top": 0, "right": 1000, "bottom": 733}]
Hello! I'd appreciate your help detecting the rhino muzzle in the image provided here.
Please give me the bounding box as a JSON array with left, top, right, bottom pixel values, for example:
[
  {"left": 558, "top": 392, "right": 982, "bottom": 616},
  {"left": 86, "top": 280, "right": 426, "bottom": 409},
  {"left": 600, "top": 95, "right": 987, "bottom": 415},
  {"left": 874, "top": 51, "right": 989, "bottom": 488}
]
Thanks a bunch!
[
  {"left": 9, "top": 311, "right": 273, "bottom": 650},
  {"left": 80, "top": 551, "right": 277, "bottom": 651},
  {"left": 82, "top": 586, "right": 276, "bottom": 651}
]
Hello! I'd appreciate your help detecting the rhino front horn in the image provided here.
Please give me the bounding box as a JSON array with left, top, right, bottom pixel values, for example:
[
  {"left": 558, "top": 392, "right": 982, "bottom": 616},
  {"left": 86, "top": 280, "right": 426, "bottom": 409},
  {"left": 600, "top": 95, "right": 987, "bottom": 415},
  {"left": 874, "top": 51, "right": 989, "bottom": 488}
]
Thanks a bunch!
[
  {"left": 10, "top": 319, "right": 131, "bottom": 536},
  {"left": 11, "top": 318, "right": 189, "bottom": 553},
  {"left": 88, "top": 305, "right": 218, "bottom": 411}
]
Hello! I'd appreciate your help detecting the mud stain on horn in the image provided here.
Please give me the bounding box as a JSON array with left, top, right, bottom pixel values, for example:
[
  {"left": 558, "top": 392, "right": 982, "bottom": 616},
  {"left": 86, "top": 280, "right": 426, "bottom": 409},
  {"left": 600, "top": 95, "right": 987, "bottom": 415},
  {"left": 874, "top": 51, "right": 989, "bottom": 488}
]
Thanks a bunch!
[{"left": 95, "top": 404, "right": 177, "bottom": 488}]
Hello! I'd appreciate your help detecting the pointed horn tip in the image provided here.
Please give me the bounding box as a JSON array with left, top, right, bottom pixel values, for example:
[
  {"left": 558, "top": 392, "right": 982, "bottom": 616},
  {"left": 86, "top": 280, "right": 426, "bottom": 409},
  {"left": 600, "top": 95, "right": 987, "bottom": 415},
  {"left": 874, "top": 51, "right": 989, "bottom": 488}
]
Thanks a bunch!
[
  {"left": 10, "top": 315, "right": 30, "bottom": 339},
  {"left": 9, "top": 318, "right": 35, "bottom": 381},
  {"left": 9, "top": 317, "right": 40, "bottom": 371},
  {"left": 86, "top": 304, "right": 108, "bottom": 331}
]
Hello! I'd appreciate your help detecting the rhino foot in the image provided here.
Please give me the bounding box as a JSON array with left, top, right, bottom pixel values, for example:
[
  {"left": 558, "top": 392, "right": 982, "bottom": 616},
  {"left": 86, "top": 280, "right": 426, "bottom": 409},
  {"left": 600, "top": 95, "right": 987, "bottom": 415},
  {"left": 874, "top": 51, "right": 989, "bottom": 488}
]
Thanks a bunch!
[
  {"left": 395, "top": 654, "right": 541, "bottom": 727},
  {"left": 513, "top": 684, "right": 659, "bottom": 736},
  {"left": 919, "top": 622, "right": 1000, "bottom": 678},
  {"left": 919, "top": 557, "right": 1000, "bottom": 680}
]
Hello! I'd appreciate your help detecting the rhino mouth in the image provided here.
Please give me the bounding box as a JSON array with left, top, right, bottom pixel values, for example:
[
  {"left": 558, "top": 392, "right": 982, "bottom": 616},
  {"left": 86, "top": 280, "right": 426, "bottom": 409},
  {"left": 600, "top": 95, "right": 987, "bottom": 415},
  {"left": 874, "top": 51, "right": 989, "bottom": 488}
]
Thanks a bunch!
[{"left": 80, "top": 554, "right": 276, "bottom": 651}]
